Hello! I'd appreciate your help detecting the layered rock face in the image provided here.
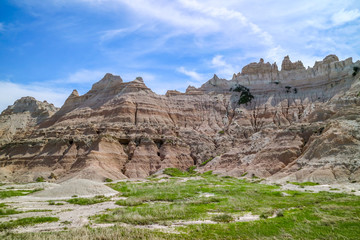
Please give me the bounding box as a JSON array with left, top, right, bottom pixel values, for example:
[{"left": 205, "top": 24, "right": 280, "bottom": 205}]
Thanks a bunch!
[{"left": 0, "top": 55, "right": 359, "bottom": 183}]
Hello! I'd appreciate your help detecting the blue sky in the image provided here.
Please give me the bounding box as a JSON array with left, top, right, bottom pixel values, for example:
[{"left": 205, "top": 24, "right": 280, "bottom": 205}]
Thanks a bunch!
[{"left": 0, "top": 0, "right": 359, "bottom": 111}]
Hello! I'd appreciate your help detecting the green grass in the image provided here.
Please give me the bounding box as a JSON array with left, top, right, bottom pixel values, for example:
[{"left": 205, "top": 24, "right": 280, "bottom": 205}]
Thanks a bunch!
[
  {"left": 49, "top": 201, "right": 65, "bottom": 205},
  {"left": 0, "top": 216, "right": 59, "bottom": 231},
  {"left": 66, "top": 195, "right": 110, "bottom": 205},
  {"left": 0, "top": 188, "right": 42, "bottom": 199},
  {"left": 98, "top": 171, "right": 360, "bottom": 239},
  {"left": 289, "top": 181, "right": 319, "bottom": 187},
  {"left": 200, "top": 157, "right": 214, "bottom": 166},
  {"left": 0, "top": 208, "right": 22, "bottom": 215},
  {"left": 163, "top": 168, "right": 193, "bottom": 177}
]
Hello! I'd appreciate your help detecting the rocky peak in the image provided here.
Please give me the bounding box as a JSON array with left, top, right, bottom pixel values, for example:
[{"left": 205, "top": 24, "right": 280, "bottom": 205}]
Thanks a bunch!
[
  {"left": 241, "top": 58, "right": 273, "bottom": 75},
  {"left": 281, "top": 55, "right": 305, "bottom": 71},
  {"left": 1, "top": 96, "right": 58, "bottom": 115},
  {"left": 186, "top": 86, "right": 197, "bottom": 92},
  {"left": 323, "top": 54, "right": 340, "bottom": 64},
  {"left": 69, "top": 89, "right": 79, "bottom": 97},
  {"left": 135, "top": 77, "right": 144, "bottom": 83},
  {"left": 91, "top": 73, "right": 123, "bottom": 91}
]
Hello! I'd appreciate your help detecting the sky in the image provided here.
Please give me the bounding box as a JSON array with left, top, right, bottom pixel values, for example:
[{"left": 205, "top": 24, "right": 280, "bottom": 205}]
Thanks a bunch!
[{"left": 0, "top": 0, "right": 360, "bottom": 111}]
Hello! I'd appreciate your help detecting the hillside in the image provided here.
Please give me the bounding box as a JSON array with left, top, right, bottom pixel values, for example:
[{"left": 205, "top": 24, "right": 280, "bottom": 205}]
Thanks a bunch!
[{"left": 0, "top": 55, "right": 359, "bottom": 183}]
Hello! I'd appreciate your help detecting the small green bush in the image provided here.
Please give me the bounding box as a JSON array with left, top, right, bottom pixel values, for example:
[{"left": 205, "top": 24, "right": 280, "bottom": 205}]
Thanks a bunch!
[
  {"left": 36, "top": 176, "right": 45, "bottom": 182},
  {"left": 232, "top": 85, "right": 254, "bottom": 105},
  {"left": 212, "top": 214, "right": 234, "bottom": 223},
  {"left": 105, "top": 178, "right": 113, "bottom": 182}
]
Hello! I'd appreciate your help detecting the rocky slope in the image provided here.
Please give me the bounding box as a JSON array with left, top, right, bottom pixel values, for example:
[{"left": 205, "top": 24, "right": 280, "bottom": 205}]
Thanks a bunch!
[{"left": 0, "top": 55, "right": 359, "bottom": 183}]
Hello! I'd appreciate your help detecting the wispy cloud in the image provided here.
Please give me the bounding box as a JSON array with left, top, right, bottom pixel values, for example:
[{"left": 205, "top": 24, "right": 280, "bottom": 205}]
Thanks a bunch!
[
  {"left": 332, "top": 8, "right": 360, "bottom": 26},
  {"left": 100, "top": 24, "right": 143, "bottom": 42},
  {"left": 177, "top": 67, "right": 204, "bottom": 82},
  {"left": 0, "top": 22, "right": 4, "bottom": 32}
]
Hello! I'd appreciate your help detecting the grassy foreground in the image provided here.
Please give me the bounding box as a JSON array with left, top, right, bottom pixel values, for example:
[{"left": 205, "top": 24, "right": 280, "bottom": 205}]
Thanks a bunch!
[{"left": 2, "top": 170, "right": 360, "bottom": 239}]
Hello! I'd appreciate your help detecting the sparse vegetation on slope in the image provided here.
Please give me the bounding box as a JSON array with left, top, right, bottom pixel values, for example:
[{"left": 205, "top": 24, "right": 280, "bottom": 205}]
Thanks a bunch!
[{"left": 66, "top": 195, "right": 110, "bottom": 205}]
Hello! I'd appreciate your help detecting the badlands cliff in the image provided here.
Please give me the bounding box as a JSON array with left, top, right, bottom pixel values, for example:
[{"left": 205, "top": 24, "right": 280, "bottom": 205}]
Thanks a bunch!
[{"left": 0, "top": 55, "right": 359, "bottom": 183}]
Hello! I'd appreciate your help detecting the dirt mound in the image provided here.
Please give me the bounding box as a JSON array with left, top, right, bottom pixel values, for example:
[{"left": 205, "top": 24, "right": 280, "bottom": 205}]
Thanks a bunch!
[{"left": 31, "top": 179, "right": 118, "bottom": 198}]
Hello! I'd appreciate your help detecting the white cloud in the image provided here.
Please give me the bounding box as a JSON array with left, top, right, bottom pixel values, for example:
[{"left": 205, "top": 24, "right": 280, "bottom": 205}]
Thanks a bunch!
[
  {"left": 178, "top": 0, "right": 274, "bottom": 45},
  {"left": 332, "top": 8, "right": 360, "bottom": 26},
  {"left": 0, "top": 81, "right": 70, "bottom": 112},
  {"left": 177, "top": 67, "right": 204, "bottom": 82},
  {"left": 100, "top": 24, "right": 142, "bottom": 42},
  {"left": 7, "top": 0, "right": 360, "bottom": 87},
  {"left": 0, "top": 23, "right": 4, "bottom": 31},
  {"left": 55, "top": 69, "right": 106, "bottom": 84}
]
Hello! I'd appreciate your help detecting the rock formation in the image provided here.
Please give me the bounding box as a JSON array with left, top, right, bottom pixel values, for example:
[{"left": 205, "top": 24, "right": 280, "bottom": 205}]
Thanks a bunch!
[
  {"left": 0, "top": 55, "right": 359, "bottom": 183},
  {"left": 0, "top": 97, "right": 58, "bottom": 145}
]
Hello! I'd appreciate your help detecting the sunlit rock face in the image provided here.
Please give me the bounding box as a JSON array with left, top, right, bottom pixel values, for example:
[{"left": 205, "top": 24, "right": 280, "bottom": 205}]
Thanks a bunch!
[{"left": 0, "top": 55, "right": 359, "bottom": 183}]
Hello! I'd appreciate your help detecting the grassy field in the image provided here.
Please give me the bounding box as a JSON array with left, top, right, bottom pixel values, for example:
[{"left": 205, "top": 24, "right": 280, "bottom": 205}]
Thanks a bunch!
[{"left": 1, "top": 169, "right": 360, "bottom": 239}]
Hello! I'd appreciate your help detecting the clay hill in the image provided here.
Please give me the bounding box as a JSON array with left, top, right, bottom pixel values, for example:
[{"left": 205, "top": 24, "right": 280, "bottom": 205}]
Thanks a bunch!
[{"left": 0, "top": 55, "right": 359, "bottom": 183}]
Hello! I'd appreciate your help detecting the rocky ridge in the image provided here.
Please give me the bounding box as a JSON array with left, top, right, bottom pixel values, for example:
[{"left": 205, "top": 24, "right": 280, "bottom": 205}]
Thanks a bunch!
[{"left": 0, "top": 55, "right": 359, "bottom": 183}]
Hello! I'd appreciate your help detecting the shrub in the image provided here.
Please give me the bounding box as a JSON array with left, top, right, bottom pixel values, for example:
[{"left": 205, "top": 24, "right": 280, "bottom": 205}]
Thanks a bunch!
[
  {"left": 232, "top": 85, "right": 254, "bottom": 105},
  {"left": 49, "top": 173, "right": 57, "bottom": 180},
  {"left": 212, "top": 214, "right": 234, "bottom": 223},
  {"left": 105, "top": 178, "right": 113, "bottom": 182},
  {"left": 36, "top": 176, "right": 45, "bottom": 182},
  {"left": 353, "top": 66, "right": 359, "bottom": 76},
  {"left": 285, "top": 86, "right": 292, "bottom": 93}
]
